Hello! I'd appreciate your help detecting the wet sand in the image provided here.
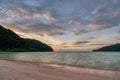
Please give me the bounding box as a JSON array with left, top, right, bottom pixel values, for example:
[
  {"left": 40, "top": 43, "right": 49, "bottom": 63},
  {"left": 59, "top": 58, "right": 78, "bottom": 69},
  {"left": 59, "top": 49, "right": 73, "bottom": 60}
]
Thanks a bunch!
[{"left": 0, "top": 59, "right": 120, "bottom": 80}]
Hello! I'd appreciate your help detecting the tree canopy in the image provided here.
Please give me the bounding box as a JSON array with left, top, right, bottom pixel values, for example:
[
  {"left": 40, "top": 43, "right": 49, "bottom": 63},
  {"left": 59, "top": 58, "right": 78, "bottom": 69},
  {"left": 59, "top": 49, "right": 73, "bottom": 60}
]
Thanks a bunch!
[
  {"left": 93, "top": 43, "right": 120, "bottom": 51},
  {"left": 0, "top": 25, "right": 53, "bottom": 52}
]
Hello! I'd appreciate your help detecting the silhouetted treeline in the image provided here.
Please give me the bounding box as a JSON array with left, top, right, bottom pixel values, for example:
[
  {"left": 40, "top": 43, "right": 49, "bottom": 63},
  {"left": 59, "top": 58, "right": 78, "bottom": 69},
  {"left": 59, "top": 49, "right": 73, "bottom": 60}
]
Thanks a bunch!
[
  {"left": 93, "top": 44, "right": 120, "bottom": 51},
  {"left": 0, "top": 25, "right": 53, "bottom": 52}
]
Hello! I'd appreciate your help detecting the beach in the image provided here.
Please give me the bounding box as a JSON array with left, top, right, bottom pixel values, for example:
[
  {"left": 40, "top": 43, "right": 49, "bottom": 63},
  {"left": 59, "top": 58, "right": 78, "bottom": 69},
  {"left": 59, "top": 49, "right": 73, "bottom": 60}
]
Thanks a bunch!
[{"left": 0, "top": 59, "right": 120, "bottom": 80}]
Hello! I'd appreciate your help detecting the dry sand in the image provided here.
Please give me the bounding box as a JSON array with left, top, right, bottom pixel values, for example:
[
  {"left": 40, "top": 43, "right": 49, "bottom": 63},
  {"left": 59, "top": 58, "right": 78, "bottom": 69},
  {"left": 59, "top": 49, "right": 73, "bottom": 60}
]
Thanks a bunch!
[{"left": 0, "top": 59, "right": 120, "bottom": 80}]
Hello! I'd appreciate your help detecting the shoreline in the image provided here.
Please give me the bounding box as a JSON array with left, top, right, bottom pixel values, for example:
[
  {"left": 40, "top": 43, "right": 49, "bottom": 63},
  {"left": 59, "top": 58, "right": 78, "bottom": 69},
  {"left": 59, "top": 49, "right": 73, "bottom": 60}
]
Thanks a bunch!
[
  {"left": 0, "top": 59, "right": 120, "bottom": 80},
  {"left": 0, "top": 58, "right": 120, "bottom": 72}
]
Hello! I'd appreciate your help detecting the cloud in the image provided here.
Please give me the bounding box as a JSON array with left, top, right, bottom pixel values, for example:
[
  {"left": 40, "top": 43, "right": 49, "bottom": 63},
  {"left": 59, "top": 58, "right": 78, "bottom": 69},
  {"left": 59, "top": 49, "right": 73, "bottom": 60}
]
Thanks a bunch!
[
  {"left": 0, "top": 0, "right": 120, "bottom": 51},
  {"left": 1, "top": 0, "right": 120, "bottom": 34},
  {"left": 61, "top": 43, "right": 68, "bottom": 45},
  {"left": 89, "top": 44, "right": 106, "bottom": 46},
  {"left": 62, "top": 45, "right": 84, "bottom": 48},
  {"left": 73, "top": 41, "right": 90, "bottom": 45},
  {"left": 115, "top": 36, "right": 120, "bottom": 40},
  {"left": 118, "top": 29, "right": 120, "bottom": 33},
  {"left": 90, "top": 0, "right": 120, "bottom": 30},
  {"left": 73, "top": 29, "right": 90, "bottom": 35},
  {"left": 3, "top": 21, "right": 65, "bottom": 37},
  {"left": 48, "top": 32, "right": 64, "bottom": 36},
  {"left": 113, "top": 0, "right": 119, "bottom": 3}
]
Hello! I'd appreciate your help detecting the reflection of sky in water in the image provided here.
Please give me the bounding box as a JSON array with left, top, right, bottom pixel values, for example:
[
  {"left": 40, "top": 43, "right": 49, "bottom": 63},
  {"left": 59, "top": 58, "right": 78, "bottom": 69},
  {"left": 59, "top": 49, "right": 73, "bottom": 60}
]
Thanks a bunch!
[{"left": 0, "top": 52, "right": 120, "bottom": 70}]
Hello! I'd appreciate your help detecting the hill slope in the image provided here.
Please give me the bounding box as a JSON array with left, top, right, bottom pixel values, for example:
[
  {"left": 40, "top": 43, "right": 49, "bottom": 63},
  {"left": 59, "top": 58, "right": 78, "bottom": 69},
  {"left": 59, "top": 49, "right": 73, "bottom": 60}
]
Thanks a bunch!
[
  {"left": 0, "top": 25, "right": 53, "bottom": 52},
  {"left": 93, "top": 44, "right": 120, "bottom": 51}
]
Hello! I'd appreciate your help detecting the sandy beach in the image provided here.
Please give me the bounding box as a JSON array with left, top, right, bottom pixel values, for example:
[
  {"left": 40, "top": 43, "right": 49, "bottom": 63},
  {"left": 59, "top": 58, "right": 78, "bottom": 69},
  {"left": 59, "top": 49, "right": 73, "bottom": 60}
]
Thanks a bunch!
[{"left": 0, "top": 59, "right": 120, "bottom": 80}]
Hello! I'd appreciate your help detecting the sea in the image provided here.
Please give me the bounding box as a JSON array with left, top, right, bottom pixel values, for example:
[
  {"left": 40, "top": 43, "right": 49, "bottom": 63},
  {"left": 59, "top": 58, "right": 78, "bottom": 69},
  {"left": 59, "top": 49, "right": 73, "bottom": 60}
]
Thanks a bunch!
[{"left": 0, "top": 52, "right": 120, "bottom": 70}]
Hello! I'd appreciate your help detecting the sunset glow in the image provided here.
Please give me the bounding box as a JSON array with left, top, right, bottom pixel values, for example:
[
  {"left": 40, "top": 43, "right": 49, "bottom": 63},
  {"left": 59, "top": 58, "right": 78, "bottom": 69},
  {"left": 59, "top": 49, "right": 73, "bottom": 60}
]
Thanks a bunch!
[{"left": 0, "top": 0, "right": 120, "bottom": 51}]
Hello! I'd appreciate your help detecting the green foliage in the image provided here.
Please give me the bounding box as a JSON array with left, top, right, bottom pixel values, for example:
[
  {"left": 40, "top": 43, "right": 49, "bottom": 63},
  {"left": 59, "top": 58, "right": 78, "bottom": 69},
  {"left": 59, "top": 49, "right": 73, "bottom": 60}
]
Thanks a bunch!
[
  {"left": 0, "top": 25, "right": 53, "bottom": 52},
  {"left": 93, "top": 43, "right": 120, "bottom": 51}
]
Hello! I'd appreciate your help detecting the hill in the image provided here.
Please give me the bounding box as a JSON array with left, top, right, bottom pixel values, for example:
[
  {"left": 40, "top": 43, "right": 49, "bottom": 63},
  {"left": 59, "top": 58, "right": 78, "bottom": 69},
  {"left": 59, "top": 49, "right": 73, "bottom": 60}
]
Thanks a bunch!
[
  {"left": 93, "top": 43, "right": 120, "bottom": 51},
  {"left": 0, "top": 25, "right": 53, "bottom": 52}
]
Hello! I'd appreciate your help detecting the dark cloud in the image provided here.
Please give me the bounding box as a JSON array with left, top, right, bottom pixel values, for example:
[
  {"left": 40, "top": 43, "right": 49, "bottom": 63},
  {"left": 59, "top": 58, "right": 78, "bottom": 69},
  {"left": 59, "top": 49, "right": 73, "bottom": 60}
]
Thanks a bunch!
[
  {"left": 115, "top": 36, "right": 120, "bottom": 40},
  {"left": 7, "top": 22, "right": 65, "bottom": 36},
  {"left": 62, "top": 45, "right": 84, "bottom": 47},
  {"left": 73, "top": 41, "right": 90, "bottom": 45},
  {"left": 73, "top": 29, "right": 90, "bottom": 35},
  {"left": 36, "top": 33, "right": 44, "bottom": 37},
  {"left": 61, "top": 43, "right": 68, "bottom": 45},
  {"left": 89, "top": 44, "right": 106, "bottom": 46},
  {"left": 1, "top": 0, "right": 120, "bottom": 36},
  {"left": 87, "top": 37, "right": 95, "bottom": 40},
  {"left": 48, "top": 32, "right": 64, "bottom": 36},
  {"left": 91, "top": 0, "right": 120, "bottom": 30},
  {"left": 0, "top": 0, "right": 120, "bottom": 51},
  {"left": 119, "top": 29, "right": 120, "bottom": 33}
]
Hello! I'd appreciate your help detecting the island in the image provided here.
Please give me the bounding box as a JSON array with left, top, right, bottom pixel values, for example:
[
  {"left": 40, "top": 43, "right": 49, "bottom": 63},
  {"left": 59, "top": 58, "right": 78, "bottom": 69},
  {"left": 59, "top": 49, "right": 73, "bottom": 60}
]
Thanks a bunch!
[
  {"left": 93, "top": 43, "right": 120, "bottom": 51},
  {"left": 0, "top": 25, "right": 53, "bottom": 52}
]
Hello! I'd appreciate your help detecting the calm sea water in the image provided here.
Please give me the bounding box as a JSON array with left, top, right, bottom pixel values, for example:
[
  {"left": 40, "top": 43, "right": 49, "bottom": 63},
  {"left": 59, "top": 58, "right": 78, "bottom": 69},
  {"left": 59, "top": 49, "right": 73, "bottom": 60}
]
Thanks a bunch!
[{"left": 0, "top": 52, "right": 120, "bottom": 70}]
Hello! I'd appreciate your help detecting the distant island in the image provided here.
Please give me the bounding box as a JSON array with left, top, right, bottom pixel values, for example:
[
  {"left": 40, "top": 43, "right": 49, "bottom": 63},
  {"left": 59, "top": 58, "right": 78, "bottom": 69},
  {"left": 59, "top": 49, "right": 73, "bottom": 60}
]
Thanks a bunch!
[
  {"left": 0, "top": 25, "right": 53, "bottom": 52},
  {"left": 93, "top": 44, "right": 120, "bottom": 51}
]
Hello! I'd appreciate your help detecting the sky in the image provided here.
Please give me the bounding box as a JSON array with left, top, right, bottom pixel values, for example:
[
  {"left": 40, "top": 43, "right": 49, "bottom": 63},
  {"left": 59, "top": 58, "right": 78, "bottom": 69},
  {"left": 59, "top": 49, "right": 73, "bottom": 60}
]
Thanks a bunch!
[{"left": 0, "top": 0, "right": 120, "bottom": 51}]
